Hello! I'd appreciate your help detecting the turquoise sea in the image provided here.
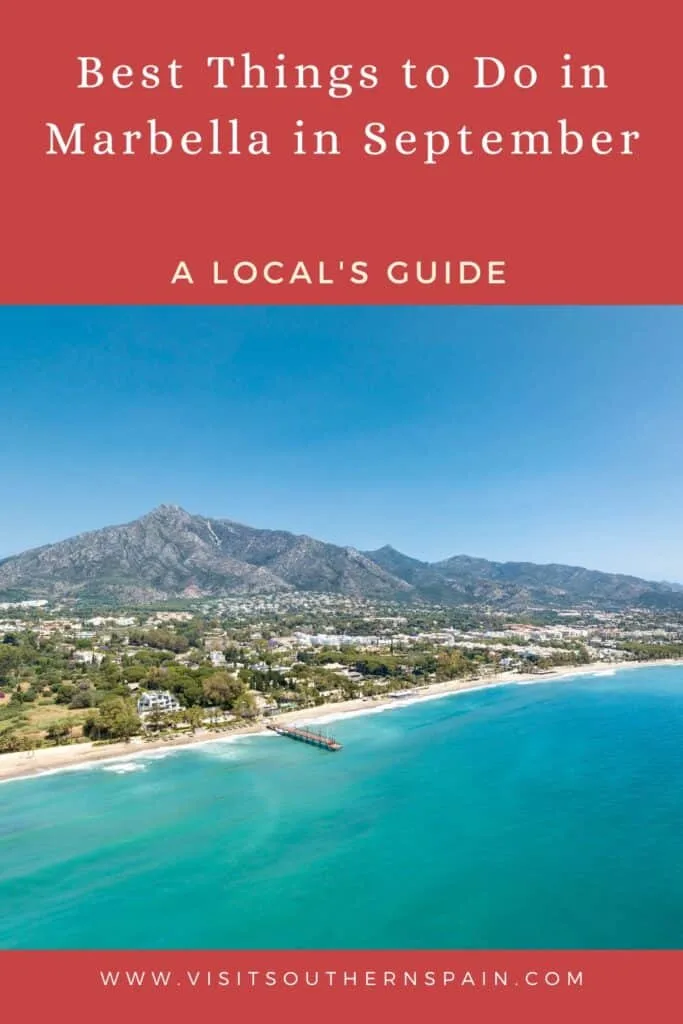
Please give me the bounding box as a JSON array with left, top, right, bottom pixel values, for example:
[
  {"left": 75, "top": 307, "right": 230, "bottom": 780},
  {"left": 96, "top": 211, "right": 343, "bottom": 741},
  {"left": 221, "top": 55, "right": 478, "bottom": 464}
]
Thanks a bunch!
[{"left": 2, "top": 664, "right": 683, "bottom": 949}]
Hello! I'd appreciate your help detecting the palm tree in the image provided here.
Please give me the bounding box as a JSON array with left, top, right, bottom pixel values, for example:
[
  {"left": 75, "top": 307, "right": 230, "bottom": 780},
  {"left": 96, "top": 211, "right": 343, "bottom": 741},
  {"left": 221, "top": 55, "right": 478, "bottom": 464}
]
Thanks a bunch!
[
  {"left": 146, "top": 708, "right": 165, "bottom": 732},
  {"left": 184, "top": 706, "right": 205, "bottom": 733},
  {"left": 169, "top": 709, "right": 186, "bottom": 731}
]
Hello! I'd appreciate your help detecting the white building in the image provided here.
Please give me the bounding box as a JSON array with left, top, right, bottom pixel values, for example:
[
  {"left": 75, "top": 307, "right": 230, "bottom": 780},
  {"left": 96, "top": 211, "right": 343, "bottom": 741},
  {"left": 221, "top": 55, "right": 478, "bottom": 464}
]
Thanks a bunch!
[
  {"left": 73, "top": 649, "right": 105, "bottom": 665},
  {"left": 137, "top": 690, "right": 182, "bottom": 716}
]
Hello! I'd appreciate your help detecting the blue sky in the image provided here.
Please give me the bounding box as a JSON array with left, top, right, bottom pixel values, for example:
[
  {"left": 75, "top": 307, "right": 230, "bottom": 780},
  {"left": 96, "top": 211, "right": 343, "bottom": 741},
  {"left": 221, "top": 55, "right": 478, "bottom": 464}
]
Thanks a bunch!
[{"left": 1, "top": 305, "right": 682, "bottom": 580}]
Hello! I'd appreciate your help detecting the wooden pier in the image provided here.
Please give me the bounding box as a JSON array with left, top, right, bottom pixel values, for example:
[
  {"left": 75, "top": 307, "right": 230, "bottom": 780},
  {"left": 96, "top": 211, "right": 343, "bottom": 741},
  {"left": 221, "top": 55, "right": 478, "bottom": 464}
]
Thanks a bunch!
[{"left": 266, "top": 722, "right": 342, "bottom": 751}]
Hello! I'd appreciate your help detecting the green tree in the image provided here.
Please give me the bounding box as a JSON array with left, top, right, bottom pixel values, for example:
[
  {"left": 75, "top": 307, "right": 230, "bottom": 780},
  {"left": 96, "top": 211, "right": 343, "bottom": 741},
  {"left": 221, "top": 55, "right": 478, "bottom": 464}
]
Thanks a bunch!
[
  {"left": 184, "top": 706, "right": 205, "bottom": 733},
  {"left": 145, "top": 708, "right": 167, "bottom": 732},
  {"left": 232, "top": 691, "right": 258, "bottom": 718},
  {"left": 46, "top": 720, "right": 73, "bottom": 744},
  {"left": 202, "top": 671, "right": 246, "bottom": 709},
  {"left": 84, "top": 696, "right": 140, "bottom": 741}
]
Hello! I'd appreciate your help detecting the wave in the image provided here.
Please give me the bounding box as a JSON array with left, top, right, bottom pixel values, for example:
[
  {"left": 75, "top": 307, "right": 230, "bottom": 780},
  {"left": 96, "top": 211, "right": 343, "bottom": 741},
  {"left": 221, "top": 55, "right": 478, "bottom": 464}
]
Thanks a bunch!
[
  {"left": 282, "top": 665, "right": 641, "bottom": 728},
  {"left": 288, "top": 683, "right": 518, "bottom": 728},
  {"left": 100, "top": 761, "right": 147, "bottom": 774},
  {"left": 4, "top": 662, "right": 674, "bottom": 787},
  {"left": 0, "top": 757, "right": 110, "bottom": 785}
]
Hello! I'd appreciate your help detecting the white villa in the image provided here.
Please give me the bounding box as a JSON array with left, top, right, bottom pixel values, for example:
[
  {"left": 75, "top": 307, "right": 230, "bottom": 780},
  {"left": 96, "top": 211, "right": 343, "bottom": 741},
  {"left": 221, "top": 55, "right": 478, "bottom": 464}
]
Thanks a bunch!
[{"left": 136, "top": 690, "right": 183, "bottom": 717}]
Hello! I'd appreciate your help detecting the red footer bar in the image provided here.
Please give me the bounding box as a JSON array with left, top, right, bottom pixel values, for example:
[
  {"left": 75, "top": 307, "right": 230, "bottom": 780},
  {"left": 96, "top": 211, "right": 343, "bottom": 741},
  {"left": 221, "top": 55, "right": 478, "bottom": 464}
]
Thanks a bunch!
[{"left": 4, "top": 951, "right": 682, "bottom": 1023}]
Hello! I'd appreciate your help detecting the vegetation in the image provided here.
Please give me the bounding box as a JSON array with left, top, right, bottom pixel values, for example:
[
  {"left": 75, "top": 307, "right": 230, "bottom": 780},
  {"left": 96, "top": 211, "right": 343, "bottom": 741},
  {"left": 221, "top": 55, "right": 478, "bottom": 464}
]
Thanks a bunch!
[
  {"left": 0, "top": 594, "right": 673, "bottom": 754},
  {"left": 618, "top": 642, "right": 683, "bottom": 660}
]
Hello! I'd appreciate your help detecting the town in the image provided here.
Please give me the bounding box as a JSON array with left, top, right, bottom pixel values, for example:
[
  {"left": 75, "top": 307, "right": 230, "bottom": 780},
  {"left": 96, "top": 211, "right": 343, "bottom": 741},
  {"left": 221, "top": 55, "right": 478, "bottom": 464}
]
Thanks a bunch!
[{"left": 1, "top": 593, "right": 682, "bottom": 754}]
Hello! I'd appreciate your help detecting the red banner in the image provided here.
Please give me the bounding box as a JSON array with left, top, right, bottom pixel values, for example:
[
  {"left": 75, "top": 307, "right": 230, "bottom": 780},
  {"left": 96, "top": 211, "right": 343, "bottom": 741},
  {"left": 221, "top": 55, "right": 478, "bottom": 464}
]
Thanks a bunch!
[
  {"left": 0, "top": 0, "right": 680, "bottom": 303},
  {"left": 2, "top": 951, "right": 681, "bottom": 1022}
]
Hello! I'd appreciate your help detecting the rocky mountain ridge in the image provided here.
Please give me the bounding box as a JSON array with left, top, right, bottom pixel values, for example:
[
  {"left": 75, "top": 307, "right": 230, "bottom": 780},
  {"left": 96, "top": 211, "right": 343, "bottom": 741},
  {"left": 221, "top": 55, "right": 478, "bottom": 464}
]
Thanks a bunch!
[{"left": 0, "top": 504, "right": 680, "bottom": 611}]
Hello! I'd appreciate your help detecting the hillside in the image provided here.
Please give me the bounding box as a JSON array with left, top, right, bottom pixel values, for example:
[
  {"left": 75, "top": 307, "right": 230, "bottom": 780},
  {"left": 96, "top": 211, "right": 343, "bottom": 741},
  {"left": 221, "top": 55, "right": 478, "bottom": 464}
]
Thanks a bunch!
[
  {"left": 0, "top": 505, "right": 681, "bottom": 611},
  {"left": 0, "top": 506, "right": 410, "bottom": 604}
]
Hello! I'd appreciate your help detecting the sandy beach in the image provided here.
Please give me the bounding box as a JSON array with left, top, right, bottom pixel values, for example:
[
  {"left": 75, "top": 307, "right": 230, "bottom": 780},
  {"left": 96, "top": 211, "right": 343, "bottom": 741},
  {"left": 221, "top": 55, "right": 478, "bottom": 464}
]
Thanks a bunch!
[{"left": 1, "top": 659, "right": 681, "bottom": 784}]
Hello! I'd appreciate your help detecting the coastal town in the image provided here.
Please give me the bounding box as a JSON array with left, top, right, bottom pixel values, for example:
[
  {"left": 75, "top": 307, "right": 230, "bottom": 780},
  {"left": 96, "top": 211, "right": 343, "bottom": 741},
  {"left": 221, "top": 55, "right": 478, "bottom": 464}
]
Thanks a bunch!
[{"left": 2, "top": 593, "right": 682, "bottom": 766}]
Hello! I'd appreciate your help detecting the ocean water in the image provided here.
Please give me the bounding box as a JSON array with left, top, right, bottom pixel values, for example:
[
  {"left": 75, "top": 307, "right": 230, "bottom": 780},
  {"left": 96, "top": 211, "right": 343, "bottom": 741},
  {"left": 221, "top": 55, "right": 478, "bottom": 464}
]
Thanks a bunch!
[{"left": 2, "top": 664, "right": 683, "bottom": 949}]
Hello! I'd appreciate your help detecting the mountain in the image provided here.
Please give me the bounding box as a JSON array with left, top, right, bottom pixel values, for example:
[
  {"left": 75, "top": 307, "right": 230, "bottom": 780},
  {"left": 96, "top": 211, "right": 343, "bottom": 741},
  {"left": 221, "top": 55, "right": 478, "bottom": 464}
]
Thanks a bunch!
[
  {"left": 0, "top": 505, "right": 681, "bottom": 610},
  {"left": 371, "top": 550, "right": 680, "bottom": 610},
  {"left": 0, "top": 506, "right": 411, "bottom": 605},
  {"left": 360, "top": 546, "right": 464, "bottom": 604}
]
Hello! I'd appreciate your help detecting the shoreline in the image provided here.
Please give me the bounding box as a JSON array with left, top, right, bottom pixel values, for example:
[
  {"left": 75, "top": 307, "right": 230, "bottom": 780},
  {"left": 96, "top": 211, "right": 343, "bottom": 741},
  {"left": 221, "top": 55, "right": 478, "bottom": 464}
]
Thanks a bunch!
[{"left": 1, "top": 658, "right": 682, "bottom": 784}]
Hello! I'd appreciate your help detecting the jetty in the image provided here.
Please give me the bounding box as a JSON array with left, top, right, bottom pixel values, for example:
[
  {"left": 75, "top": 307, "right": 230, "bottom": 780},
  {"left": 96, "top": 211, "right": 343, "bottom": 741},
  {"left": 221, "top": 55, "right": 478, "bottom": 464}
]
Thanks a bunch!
[{"left": 266, "top": 722, "right": 342, "bottom": 751}]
